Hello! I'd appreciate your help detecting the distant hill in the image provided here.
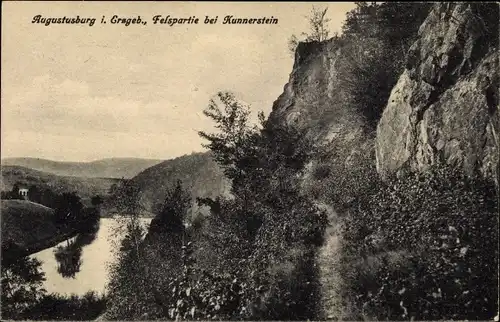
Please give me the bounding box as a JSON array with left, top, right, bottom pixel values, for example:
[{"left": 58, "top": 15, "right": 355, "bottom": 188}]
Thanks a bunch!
[
  {"left": 1, "top": 157, "right": 163, "bottom": 179},
  {"left": 129, "top": 152, "right": 231, "bottom": 218},
  {"left": 1, "top": 165, "right": 121, "bottom": 200}
]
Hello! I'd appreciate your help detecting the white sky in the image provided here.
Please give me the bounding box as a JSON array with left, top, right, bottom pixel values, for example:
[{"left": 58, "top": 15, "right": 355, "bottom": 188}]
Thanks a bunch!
[{"left": 1, "top": 1, "right": 356, "bottom": 162}]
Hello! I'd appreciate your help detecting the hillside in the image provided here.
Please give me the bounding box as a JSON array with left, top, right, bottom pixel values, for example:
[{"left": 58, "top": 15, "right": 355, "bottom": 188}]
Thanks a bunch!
[
  {"left": 266, "top": 3, "right": 498, "bottom": 320},
  {"left": 128, "top": 152, "right": 230, "bottom": 217},
  {"left": 1, "top": 157, "right": 162, "bottom": 179},
  {"left": 1, "top": 166, "right": 121, "bottom": 200},
  {"left": 96, "top": 3, "right": 498, "bottom": 321},
  {"left": 1, "top": 200, "right": 77, "bottom": 260}
]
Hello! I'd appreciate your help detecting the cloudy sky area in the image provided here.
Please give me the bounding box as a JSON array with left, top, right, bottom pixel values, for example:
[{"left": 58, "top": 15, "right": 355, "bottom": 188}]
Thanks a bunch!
[{"left": 2, "top": 2, "right": 355, "bottom": 162}]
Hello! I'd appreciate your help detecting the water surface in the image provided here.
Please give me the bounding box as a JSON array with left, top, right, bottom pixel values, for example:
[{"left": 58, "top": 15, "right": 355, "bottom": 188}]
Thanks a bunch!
[{"left": 31, "top": 217, "right": 151, "bottom": 296}]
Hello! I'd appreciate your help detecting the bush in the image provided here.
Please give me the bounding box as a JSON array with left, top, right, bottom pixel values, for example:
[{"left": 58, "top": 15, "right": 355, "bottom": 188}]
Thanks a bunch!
[
  {"left": 21, "top": 291, "right": 107, "bottom": 320},
  {"left": 1, "top": 257, "right": 46, "bottom": 319},
  {"left": 312, "top": 162, "right": 331, "bottom": 180},
  {"left": 338, "top": 166, "right": 499, "bottom": 320}
]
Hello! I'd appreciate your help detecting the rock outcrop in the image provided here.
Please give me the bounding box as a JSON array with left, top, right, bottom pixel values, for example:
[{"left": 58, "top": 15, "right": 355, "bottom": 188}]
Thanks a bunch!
[
  {"left": 376, "top": 3, "right": 499, "bottom": 183},
  {"left": 269, "top": 39, "right": 364, "bottom": 144}
]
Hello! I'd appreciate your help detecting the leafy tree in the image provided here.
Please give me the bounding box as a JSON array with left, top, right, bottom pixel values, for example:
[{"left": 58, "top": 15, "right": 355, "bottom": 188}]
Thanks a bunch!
[
  {"left": 91, "top": 195, "right": 103, "bottom": 207},
  {"left": 40, "top": 188, "right": 57, "bottom": 208},
  {"left": 149, "top": 180, "right": 191, "bottom": 236},
  {"left": 198, "top": 92, "right": 259, "bottom": 183},
  {"left": 53, "top": 192, "right": 84, "bottom": 226},
  {"left": 54, "top": 192, "right": 83, "bottom": 226},
  {"left": 28, "top": 185, "right": 41, "bottom": 203},
  {"left": 10, "top": 183, "right": 21, "bottom": 200},
  {"left": 1, "top": 191, "right": 12, "bottom": 200},
  {"left": 197, "top": 91, "right": 327, "bottom": 319},
  {"left": 105, "top": 179, "right": 164, "bottom": 320},
  {"left": 1, "top": 257, "right": 46, "bottom": 319},
  {"left": 111, "top": 180, "right": 143, "bottom": 217},
  {"left": 106, "top": 215, "right": 154, "bottom": 319}
]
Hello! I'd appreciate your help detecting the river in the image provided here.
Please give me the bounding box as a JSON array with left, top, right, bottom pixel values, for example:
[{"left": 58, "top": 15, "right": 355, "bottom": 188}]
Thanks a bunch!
[{"left": 30, "top": 217, "right": 151, "bottom": 296}]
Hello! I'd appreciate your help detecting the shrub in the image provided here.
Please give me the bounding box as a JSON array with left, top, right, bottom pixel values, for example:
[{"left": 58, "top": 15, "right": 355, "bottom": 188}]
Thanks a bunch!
[
  {"left": 339, "top": 166, "right": 499, "bottom": 320},
  {"left": 312, "top": 162, "right": 331, "bottom": 180},
  {"left": 1, "top": 257, "right": 46, "bottom": 319},
  {"left": 21, "top": 291, "right": 107, "bottom": 320}
]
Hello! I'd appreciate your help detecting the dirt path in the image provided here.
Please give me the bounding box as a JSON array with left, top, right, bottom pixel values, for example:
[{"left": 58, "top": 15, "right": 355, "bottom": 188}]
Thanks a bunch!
[{"left": 316, "top": 202, "right": 343, "bottom": 320}]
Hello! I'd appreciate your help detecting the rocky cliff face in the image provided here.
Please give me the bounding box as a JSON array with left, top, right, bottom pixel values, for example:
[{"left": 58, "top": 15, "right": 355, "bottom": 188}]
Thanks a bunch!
[
  {"left": 269, "top": 39, "right": 364, "bottom": 144},
  {"left": 375, "top": 3, "right": 499, "bottom": 182}
]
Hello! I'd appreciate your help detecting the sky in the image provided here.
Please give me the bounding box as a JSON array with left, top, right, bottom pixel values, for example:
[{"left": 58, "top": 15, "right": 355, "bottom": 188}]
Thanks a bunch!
[{"left": 1, "top": 1, "right": 356, "bottom": 162}]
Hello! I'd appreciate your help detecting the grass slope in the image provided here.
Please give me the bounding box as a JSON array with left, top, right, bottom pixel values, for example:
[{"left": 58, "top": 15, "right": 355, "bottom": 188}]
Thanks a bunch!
[{"left": 1, "top": 200, "right": 76, "bottom": 258}]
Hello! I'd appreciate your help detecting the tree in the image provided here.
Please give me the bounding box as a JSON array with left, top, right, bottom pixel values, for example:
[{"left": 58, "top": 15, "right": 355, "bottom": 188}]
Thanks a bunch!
[
  {"left": 10, "top": 183, "right": 21, "bottom": 200},
  {"left": 304, "top": 5, "right": 331, "bottom": 42},
  {"left": 91, "top": 195, "right": 103, "bottom": 207},
  {"left": 112, "top": 180, "right": 142, "bottom": 217},
  {"left": 105, "top": 179, "right": 159, "bottom": 320},
  {"left": 288, "top": 5, "right": 331, "bottom": 55},
  {"left": 197, "top": 90, "right": 327, "bottom": 319},
  {"left": 54, "top": 192, "right": 84, "bottom": 226},
  {"left": 105, "top": 218, "right": 153, "bottom": 320},
  {"left": 198, "top": 91, "right": 261, "bottom": 187},
  {"left": 1, "top": 257, "right": 46, "bottom": 319},
  {"left": 28, "top": 185, "right": 41, "bottom": 204},
  {"left": 1, "top": 190, "right": 14, "bottom": 200},
  {"left": 338, "top": 2, "right": 432, "bottom": 132},
  {"left": 39, "top": 188, "right": 56, "bottom": 208},
  {"left": 149, "top": 180, "right": 191, "bottom": 237}
]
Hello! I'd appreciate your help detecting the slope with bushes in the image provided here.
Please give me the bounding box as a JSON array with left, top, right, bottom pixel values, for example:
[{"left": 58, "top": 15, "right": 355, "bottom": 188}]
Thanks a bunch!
[
  {"left": 105, "top": 93, "right": 328, "bottom": 320},
  {"left": 270, "top": 2, "right": 498, "bottom": 320},
  {"left": 102, "top": 2, "right": 498, "bottom": 321}
]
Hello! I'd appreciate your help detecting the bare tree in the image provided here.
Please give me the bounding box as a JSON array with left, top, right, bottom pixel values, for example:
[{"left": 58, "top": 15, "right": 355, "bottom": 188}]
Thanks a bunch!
[
  {"left": 288, "top": 5, "right": 331, "bottom": 56},
  {"left": 304, "top": 5, "right": 331, "bottom": 42}
]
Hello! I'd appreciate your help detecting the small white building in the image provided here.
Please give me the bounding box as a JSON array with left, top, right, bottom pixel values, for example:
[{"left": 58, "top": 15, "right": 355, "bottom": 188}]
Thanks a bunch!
[{"left": 18, "top": 187, "right": 29, "bottom": 199}]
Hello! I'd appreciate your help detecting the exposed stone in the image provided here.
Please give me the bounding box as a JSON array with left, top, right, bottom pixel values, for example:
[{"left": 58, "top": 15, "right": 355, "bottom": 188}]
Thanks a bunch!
[
  {"left": 376, "top": 3, "right": 499, "bottom": 183},
  {"left": 269, "top": 39, "right": 363, "bottom": 143}
]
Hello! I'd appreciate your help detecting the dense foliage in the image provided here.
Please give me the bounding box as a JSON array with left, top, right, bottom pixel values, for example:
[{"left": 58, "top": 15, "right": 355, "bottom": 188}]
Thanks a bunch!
[
  {"left": 339, "top": 2, "right": 432, "bottom": 131},
  {"left": 1, "top": 257, "right": 106, "bottom": 320},
  {"left": 337, "top": 166, "right": 499, "bottom": 320},
  {"left": 196, "top": 92, "right": 327, "bottom": 319},
  {"left": 1, "top": 257, "right": 46, "bottom": 319},
  {"left": 102, "top": 3, "right": 498, "bottom": 321},
  {"left": 104, "top": 92, "right": 327, "bottom": 320},
  {"left": 20, "top": 291, "right": 107, "bottom": 320}
]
